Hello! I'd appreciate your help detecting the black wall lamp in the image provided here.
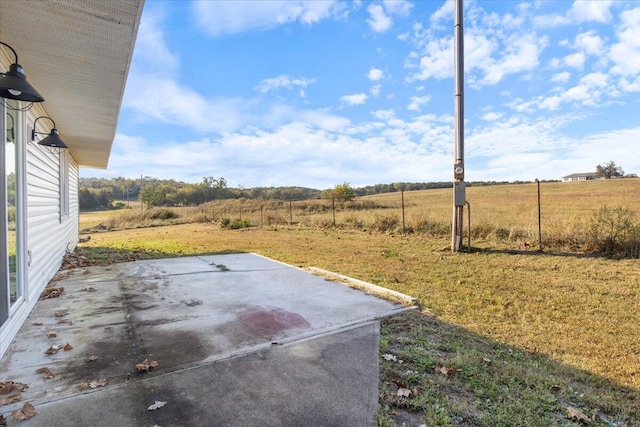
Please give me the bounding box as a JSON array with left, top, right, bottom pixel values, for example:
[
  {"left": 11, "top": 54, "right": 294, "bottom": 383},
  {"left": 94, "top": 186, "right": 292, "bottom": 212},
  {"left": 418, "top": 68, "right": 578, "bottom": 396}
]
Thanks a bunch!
[
  {"left": 0, "top": 41, "right": 44, "bottom": 103},
  {"left": 32, "top": 116, "right": 68, "bottom": 149}
]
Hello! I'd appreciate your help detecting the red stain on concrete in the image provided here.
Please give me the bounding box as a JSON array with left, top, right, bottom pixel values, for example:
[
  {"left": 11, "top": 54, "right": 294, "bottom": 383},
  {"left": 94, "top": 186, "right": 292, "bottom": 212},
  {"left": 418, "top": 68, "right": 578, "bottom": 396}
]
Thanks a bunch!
[{"left": 237, "top": 308, "right": 311, "bottom": 339}]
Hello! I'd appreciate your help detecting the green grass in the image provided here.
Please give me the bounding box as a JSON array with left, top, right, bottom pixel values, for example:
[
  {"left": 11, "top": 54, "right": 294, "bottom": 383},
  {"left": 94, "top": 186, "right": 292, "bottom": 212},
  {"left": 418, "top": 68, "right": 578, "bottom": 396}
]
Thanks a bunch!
[
  {"left": 76, "top": 180, "right": 640, "bottom": 425},
  {"left": 378, "top": 311, "right": 639, "bottom": 426}
]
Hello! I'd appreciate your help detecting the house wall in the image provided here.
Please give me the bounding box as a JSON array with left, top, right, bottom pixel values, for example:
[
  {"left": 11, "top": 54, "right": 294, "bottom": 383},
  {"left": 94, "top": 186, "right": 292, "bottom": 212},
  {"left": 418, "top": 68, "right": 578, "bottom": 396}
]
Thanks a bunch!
[
  {"left": 0, "top": 100, "right": 79, "bottom": 358},
  {"left": 26, "top": 144, "right": 79, "bottom": 301}
]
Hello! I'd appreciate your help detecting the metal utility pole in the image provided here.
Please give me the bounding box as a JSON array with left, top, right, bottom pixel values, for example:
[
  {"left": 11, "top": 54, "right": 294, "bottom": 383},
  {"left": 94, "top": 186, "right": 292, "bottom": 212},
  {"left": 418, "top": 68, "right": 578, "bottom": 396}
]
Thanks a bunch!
[{"left": 452, "top": 0, "right": 466, "bottom": 252}]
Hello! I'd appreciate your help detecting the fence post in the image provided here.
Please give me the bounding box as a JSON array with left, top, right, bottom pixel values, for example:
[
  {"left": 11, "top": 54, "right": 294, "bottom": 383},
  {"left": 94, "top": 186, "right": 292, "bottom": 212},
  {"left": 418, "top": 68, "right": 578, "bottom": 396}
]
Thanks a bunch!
[
  {"left": 332, "top": 195, "right": 336, "bottom": 226},
  {"left": 401, "top": 190, "right": 405, "bottom": 233},
  {"left": 289, "top": 200, "right": 293, "bottom": 225},
  {"left": 536, "top": 179, "right": 542, "bottom": 251}
]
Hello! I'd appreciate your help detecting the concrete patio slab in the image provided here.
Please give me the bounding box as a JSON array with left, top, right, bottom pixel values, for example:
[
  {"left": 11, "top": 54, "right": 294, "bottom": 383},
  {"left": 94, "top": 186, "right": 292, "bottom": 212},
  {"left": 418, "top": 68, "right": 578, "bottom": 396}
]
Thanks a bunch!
[{"left": 0, "top": 253, "right": 412, "bottom": 426}]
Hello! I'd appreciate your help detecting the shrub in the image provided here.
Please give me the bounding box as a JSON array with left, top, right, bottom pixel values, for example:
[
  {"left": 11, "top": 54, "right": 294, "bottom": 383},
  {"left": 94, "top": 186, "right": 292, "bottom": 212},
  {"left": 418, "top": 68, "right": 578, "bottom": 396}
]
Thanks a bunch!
[
  {"left": 493, "top": 227, "right": 510, "bottom": 240},
  {"left": 508, "top": 227, "right": 529, "bottom": 241},
  {"left": 370, "top": 214, "right": 400, "bottom": 233},
  {"left": 146, "top": 208, "right": 180, "bottom": 220},
  {"left": 470, "top": 221, "right": 492, "bottom": 239},
  {"left": 265, "top": 214, "right": 288, "bottom": 226},
  {"left": 343, "top": 214, "right": 364, "bottom": 229},
  {"left": 587, "top": 206, "right": 640, "bottom": 258},
  {"left": 412, "top": 218, "right": 449, "bottom": 237},
  {"left": 220, "top": 218, "right": 252, "bottom": 229},
  {"left": 190, "top": 213, "right": 210, "bottom": 223},
  {"left": 7, "top": 207, "right": 15, "bottom": 223}
]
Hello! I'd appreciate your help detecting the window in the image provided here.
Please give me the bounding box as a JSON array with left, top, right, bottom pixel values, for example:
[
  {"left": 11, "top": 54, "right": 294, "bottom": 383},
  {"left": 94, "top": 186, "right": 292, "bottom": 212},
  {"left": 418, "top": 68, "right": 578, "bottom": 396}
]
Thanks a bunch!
[{"left": 59, "top": 151, "right": 69, "bottom": 221}]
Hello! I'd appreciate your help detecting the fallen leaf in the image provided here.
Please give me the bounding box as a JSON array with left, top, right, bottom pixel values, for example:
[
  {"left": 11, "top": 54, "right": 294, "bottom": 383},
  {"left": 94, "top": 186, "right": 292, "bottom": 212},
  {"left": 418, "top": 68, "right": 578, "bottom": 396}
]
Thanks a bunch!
[
  {"left": 35, "top": 367, "right": 55, "bottom": 379},
  {"left": 54, "top": 309, "right": 69, "bottom": 317},
  {"left": 0, "top": 392, "right": 21, "bottom": 406},
  {"left": 89, "top": 378, "right": 108, "bottom": 389},
  {"left": 57, "top": 319, "right": 75, "bottom": 325},
  {"left": 32, "top": 322, "right": 44, "bottom": 326},
  {"left": 48, "top": 333, "right": 58, "bottom": 338},
  {"left": 383, "top": 353, "right": 397, "bottom": 362},
  {"left": 396, "top": 388, "right": 411, "bottom": 397},
  {"left": 0, "top": 414, "right": 7, "bottom": 426},
  {"left": 63, "top": 343, "right": 73, "bottom": 351},
  {"left": 391, "top": 379, "right": 408, "bottom": 389},
  {"left": 0, "top": 382, "right": 28, "bottom": 394},
  {"left": 87, "top": 355, "right": 99, "bottom": 362},
  {"left": 136, "top": 359, "right": 159, "bottom": 372},
  {"left": 11, "top": 402, "right": 38, "bottom": 421},
  {"left": 45, "top": 345, "right": 60, "bottom": 355},
  {"left": 40, "top": 287, "right": 64, "bottom": 300},
  {"left": 147, "top": 401, "right": 167, "bottom": 411},
  {"left": 567, "top": 406, "right": 589, "bottom": 423},
  {"left": 436, "top": 365, "right": 461, "bottom": 378},
  {"left": 80, "top": 287, "right": 97, "bottom": 292},
  {"left": 482, "top": 357, "right": 492, "bottom": 364}
]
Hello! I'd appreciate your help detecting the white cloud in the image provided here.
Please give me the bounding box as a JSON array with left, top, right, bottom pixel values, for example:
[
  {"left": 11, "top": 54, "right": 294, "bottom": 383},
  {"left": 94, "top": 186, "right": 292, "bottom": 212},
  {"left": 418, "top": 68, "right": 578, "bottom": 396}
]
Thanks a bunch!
[
  {"left": 407, "top": 95, "right": 431, "bottom": 112},
  {"left": 408, "top": 37, "right": 452, "bottom": 81},
  {"left": 574, "top": 30, "right": 605, "bottom": 56},
  {"left": 551, "top": 72, "right": 571, "bottom": 83},
  {"left": 478, "top": 33, "right": 547, "bottom": 86},
  {"left": 132, "top": 9, "right": 179, "bottom": 77},
  {"left": 372, "top": 109, "right": 395, "bottom": 120},
  {"left": 429, "top": 0, "right": 452, "bottom": 28},
  {"left": 370, "top": 84, "right": 382, "bottom": 97},
  {"left": 534, "top": 0, "right": 615, "bottom": 27},
  {"left": 367, "top": 4, "right": 392, "bottom": 33},
  {"left": 481, "top": 112, "right": 502, "bottom": 121},
  {"left": 569, "top": 0, "right": 614, "bottom": 24},
  {"left": 382, "top": 0, "right": 413, "bottom": 16},
  {"left": 192, "top": 0, "right": 338, "bottom": 36},
  {"left": 564, "top": 52, "right": 585, "bottom": 70},
  {"left": 609, "top": 7, "right": 640, "bottom": 76},
  {"left": 407, "top": 4, "right": 546, "bottom": 87},
  {"left": 124, "top": 75, "right": 246, "bottom": 132},
  {"left": 619, "top": 77, "right": 640, "bottom": 93},
  {"left": 254, "top": 75, "right": 316, "bottom": 93},
  {"left": 340, "top": 93, "right": 368, "bottom": 105},
  {"left": 367, "top": 68, "right": 384, "bottom": 81},
  {"left": 580, "top": 72, "right": 607, "bottom": 88}
]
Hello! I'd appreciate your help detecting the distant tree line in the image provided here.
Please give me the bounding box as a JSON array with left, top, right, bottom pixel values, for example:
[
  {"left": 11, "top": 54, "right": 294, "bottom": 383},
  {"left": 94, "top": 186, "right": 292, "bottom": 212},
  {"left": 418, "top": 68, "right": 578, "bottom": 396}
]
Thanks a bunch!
[
  {"left": 79, "top": 176, "right": 323, "bottom": 210},
  {"left": 79, "top": 176, "right": 562, "bottom": 210}
]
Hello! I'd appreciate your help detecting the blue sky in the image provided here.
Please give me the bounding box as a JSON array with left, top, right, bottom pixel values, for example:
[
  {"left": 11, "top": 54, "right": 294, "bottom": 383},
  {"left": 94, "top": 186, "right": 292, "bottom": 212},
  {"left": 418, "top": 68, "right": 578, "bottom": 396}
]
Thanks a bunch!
[{"left": 82, "top": 0, "right": 640, "bottom": 189}]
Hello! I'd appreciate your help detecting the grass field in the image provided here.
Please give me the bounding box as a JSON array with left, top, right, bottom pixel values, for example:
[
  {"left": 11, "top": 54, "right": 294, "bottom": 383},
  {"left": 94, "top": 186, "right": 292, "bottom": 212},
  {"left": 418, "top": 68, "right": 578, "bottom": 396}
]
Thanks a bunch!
[{"left": 77, "top": 180, "right": 640, "bottom": 426}]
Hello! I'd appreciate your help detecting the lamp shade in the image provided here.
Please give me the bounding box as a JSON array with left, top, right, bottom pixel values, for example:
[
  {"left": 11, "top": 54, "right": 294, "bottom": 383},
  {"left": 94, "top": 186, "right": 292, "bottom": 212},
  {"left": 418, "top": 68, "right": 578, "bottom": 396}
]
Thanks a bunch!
[
  {"left": 37, "top": 128, "right": 68, "bottom": 149},
  {"left": 0, "top": 63, "right": 45, "bottom": 103}
]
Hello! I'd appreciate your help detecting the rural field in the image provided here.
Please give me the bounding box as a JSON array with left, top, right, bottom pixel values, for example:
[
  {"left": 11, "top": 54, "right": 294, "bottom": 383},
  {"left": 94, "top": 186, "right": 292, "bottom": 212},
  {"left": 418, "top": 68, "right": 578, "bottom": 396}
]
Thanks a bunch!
[{"left": 78, "top": 179, "right": 640, "bottom": 426}]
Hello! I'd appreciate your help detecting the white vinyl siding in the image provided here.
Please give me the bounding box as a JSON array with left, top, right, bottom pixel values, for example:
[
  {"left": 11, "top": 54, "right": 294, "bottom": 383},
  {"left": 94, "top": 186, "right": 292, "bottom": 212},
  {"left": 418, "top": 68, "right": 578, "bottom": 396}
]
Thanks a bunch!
[{"left": 27, "top": 143, "right": 79, "bottom": 302}]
